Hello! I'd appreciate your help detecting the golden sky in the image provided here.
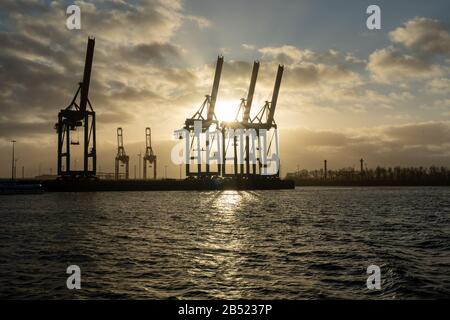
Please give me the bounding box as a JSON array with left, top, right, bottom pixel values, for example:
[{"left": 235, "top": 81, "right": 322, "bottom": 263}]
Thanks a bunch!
[{"left": 0, "top": 0, "right": 450, "bottom": 177}]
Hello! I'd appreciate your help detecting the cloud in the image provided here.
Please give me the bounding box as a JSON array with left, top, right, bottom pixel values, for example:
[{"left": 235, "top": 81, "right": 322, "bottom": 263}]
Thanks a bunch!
[
  {"left": 383, "top": 121, "right": 450, "bottom": 145},
  {"left": 368, "top": 17, "right": 450, "bottom": 83},
  {"left": 1, "top": 5, "right": 450, "bottom": 177},
  {"left": 256, "top": 45, "right": 364, "bottom": 90},
  {"left": 367, "top": 47, "right": 441, "bottom": 83},
  {"left": 241, "top": 43, "right": 256, "bottom": 51},
  {"left": 0, "top": 0, "right": 210, "bottom": 143},
  {"left": 259, "top": 46, "right": 366, "bottom": 67},
  {"left": 185, "top": 15, "right": 212, "bottom": 29},
  {"left": 0, "top": 121, "right": 53, "bottom": 138},
  {"left": 389, "top": 17, "right": 450, "bottom": 56},
  {"left": 255, "top": 46, "right": 363, "bottom": 90},
  {"left": 427, "top": 78, "right": 450, "bottom": 94},
  {"left": 118, "top": 42, "right": 183, "bottom": 65},
  {"left": 259, "top": 45, "right": 304, "bottom": 64},
  {"left": 287, "top": 63, "right": 361, "bottom": 88},
  {"left": 281, "top": 121, "right": 450, "bottom": 170},
  {"left": 434, "top": 98, "right": 450, "bottom": 109},
  {"left": 73, "top": 0, "right": 184, "bottom": 44},
  {"left": 97, "top": 110, "right": 136, "bottom": 124},
  {"left": 292, "top": 129, "right": 355, "bottom": 147}
]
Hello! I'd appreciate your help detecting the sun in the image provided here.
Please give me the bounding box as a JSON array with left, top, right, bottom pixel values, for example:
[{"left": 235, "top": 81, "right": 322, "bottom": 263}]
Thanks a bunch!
[{"left": 215, "top": 100, "right": 240, "bottom": 122}]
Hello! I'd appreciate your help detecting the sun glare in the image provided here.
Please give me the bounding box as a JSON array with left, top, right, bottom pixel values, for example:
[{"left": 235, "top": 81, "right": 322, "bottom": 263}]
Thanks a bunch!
[{"left": 215, "top": 100, "right": 240, "bottom": 122}]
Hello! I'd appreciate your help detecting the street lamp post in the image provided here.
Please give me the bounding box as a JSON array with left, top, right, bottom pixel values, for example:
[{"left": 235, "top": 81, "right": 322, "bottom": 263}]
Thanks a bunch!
[
  {"left": 14, "top": 159, "right": 18, "bottom": 180},
  {"left": 137, "top": 152, "right": 142, "bottom": 179}
]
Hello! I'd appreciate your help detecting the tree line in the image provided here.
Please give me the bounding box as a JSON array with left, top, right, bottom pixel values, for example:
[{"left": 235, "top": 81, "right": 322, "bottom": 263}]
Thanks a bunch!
[{"left": 286, "top": 166, "right": 450, "bottom": 186}]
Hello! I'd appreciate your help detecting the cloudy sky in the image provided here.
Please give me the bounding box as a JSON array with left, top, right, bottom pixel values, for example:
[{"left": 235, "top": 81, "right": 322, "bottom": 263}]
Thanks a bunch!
[{"left": 0, "top": 0, "right": 450, "bottom": 178}]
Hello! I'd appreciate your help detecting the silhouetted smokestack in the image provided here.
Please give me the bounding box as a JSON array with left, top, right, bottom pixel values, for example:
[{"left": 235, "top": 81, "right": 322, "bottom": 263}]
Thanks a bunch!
[
  {"left": 324, "top": 160, "right": 327, "bottom": 179},
  {"left": 360, "top": 158, "right": 364, "bottom": 174}
]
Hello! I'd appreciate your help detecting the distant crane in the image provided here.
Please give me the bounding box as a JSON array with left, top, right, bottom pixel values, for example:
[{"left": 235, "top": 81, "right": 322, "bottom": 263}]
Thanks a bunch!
[
  {"left": 55, "top": 37, "right": 96, "bottom": 179},
  {"left": 115, "top": 127, "right": 129, "bottom": 180},
  {"left": 143, "top": 127, "right": 157, "bottom": 180}
]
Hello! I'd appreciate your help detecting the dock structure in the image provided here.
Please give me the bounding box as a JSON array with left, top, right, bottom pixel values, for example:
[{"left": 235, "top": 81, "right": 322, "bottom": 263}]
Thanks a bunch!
[{"left": 41, "top": 177, "right": 294, "bottom": 192}]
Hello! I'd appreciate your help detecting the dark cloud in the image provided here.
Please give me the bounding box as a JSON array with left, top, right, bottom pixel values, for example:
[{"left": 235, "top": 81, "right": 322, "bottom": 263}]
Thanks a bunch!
[
  {"left": 368, "top": 17, "right": 450, "bottom": 82},
  {"left": 390, "top": 17, "right": 450, "bottom": 56},
  {"left": 119, "top": 43, "right": 182, "bottom": 65},
  {"left": 76, "top": 0, "right": 184, "bottom": 44},
  {"left": 0, "top": 0, "right": 209, "bottom": 143},
  {"left": 289, "top": 129, "right": 355, "bottom": 147},
  {"left": 367, "top": 47, "right": 441, "bottom": 82},
  {"left": 384, "top": 122, "right": 450, "bottom": 145},
  {"left": 281, "top": 121, "right": 450, "bottom": 171},
  {"left": 0, "top": 121, "right": 53, "bottom": 139},
  {"left": 0, "top": 0, "right": 48, "bottom": 13},
  {"left": 285, "top": 63, "right": 359, "bottom": 88},
  {"left": 97, "top": 111, "right": 136, "bottom": 124},
  {"left": 1, "top": 3, "right": 450, "bottom": 177}
]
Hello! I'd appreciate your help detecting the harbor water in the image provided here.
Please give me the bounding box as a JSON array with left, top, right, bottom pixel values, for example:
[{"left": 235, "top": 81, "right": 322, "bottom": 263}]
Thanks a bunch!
[{"left": 0, "top": 187, "right": 449, "bottom": 299}]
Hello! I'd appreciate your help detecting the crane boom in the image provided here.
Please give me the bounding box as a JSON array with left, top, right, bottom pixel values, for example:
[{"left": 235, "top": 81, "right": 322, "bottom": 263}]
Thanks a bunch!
[
  {"left": 146, "top": 127, "right": 152, "bottom": 150},
  {"left": 207, "top": 55, "right": 223, "bottom": 122},
  {"left": 266, "top": 65, "right": 283, "bottom": 126},
  {"left": 243, "top": 61, "right": 259, "bottom": 123},
  {"left": 117, "top": 128, "right": 124, "bottom": 151},
  {"left": 79, "top": 37, "right": 95, "bottom": 114}
]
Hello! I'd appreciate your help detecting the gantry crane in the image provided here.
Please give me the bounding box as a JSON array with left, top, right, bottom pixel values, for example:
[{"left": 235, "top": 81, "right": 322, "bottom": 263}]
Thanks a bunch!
[
  {"left": 55, "top": 37, "right": 96, "bottom": 178},
  {"left": 183, "top": 56, "right": 224, "bottom": 177},
  {"left": 115, "top": 127, "right": 129, "bottom": 180},
  {"left": 249, "top": 64, "right": 284, "bottom": 177},
  {"left": 143, "top": 127, "right": 157, "bottom": 180},
  {"left": 221, "top": 61, "right": 260, "bottom": 176},
  {"left": 251, "top": 65, "right": 284, "bottom": 130}
]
